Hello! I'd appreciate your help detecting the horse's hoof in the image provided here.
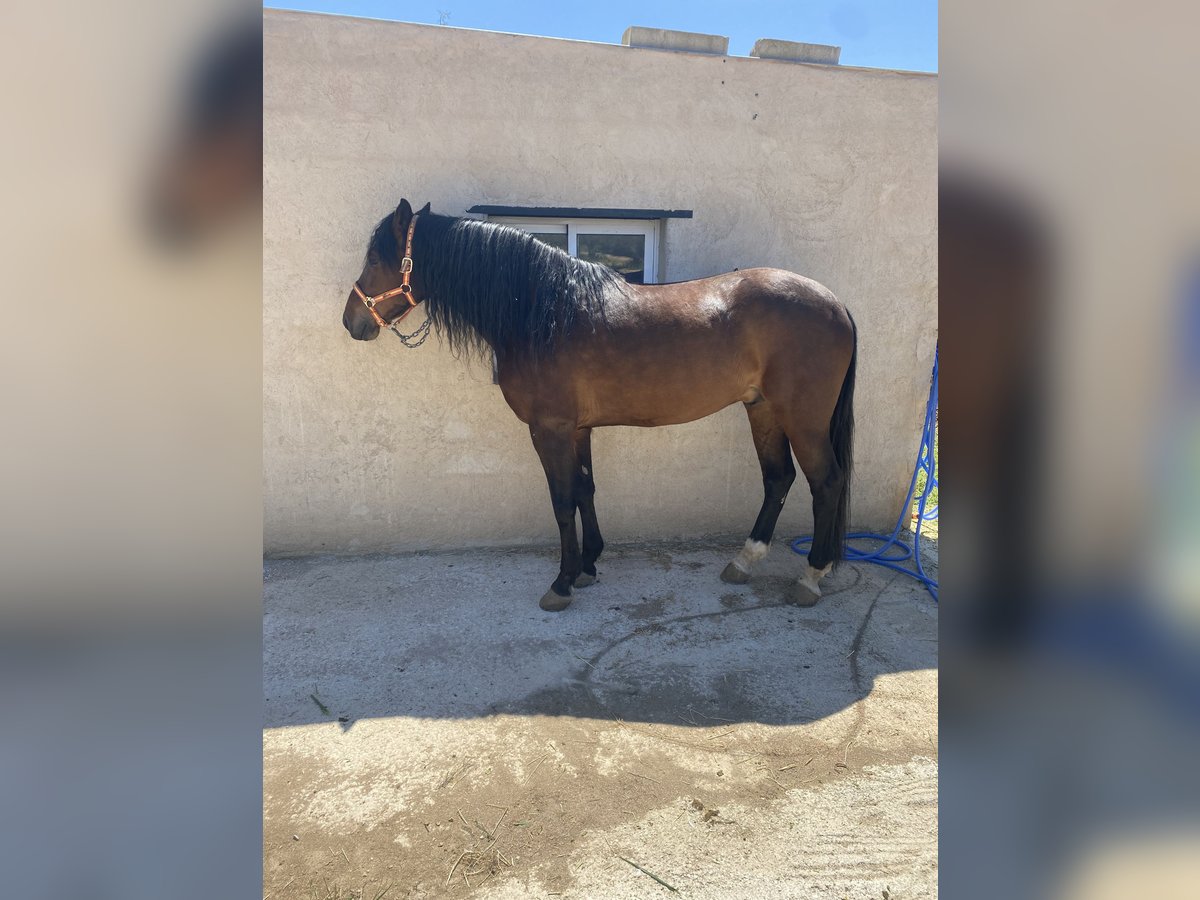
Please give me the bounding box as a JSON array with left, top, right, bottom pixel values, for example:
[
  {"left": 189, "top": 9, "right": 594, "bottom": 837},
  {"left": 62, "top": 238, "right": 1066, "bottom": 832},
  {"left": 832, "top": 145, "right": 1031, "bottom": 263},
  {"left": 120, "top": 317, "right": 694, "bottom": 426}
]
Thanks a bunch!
[
  {"left": 790, "top": 581, "right": 822, "bottom": 607},
  {"left": 575, "top": 572, "right": 596, "bottom": 588},
  {"left": 540, "top": 588, "right": 573, "bottom": 612},
  {"left": 720, "top": 563, "right": 750, "bottom": 585}
]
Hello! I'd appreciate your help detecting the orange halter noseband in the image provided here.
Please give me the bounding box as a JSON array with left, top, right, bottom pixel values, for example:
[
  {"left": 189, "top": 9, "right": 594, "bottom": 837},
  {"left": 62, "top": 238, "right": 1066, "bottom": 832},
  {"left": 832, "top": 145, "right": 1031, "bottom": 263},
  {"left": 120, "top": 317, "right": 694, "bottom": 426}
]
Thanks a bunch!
[{"left": 353, "top": 215, "right": 430, "bottom": 347}]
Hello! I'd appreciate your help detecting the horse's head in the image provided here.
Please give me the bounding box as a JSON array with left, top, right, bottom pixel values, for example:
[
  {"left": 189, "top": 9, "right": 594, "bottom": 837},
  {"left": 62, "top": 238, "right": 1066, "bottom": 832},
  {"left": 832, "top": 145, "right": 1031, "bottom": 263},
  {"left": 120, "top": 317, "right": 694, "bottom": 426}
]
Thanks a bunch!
[{"left": 343, "top": 198, "right": 432, "bottom": 340}]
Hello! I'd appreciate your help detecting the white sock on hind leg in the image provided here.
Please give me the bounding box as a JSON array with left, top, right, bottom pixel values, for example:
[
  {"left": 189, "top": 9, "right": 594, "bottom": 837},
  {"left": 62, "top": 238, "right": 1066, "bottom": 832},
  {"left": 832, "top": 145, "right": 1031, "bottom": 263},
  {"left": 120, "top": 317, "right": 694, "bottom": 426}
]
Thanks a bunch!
[
  {"left": 731, "top": 539, "right": 769, "bottom": 574},
  {"left": 799, "top": 562, "right": 832, "bottom": 595}
]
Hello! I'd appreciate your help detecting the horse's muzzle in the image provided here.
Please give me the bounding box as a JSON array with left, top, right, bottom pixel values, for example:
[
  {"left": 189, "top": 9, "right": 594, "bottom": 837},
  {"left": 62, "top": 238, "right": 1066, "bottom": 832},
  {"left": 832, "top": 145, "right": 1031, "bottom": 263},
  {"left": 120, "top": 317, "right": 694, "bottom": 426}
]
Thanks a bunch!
[{"left": 344, "top": 307, "right": 380, "bottom": 341}]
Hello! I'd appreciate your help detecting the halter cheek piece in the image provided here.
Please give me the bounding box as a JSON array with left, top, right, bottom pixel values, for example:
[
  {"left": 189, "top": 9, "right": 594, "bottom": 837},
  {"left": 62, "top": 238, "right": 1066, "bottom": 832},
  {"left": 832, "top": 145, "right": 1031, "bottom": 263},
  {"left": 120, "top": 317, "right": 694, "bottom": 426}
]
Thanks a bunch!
[{"left": 353, "top": 215, "right": 430, "bottom": 347}]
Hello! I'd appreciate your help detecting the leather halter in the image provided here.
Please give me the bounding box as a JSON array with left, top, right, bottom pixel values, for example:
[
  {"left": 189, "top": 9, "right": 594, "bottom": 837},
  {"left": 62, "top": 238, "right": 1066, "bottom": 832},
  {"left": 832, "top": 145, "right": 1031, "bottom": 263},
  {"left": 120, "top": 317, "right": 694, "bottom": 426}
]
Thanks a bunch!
[{"left": 353, "top": 214, "right": 419, "bottom": 329}]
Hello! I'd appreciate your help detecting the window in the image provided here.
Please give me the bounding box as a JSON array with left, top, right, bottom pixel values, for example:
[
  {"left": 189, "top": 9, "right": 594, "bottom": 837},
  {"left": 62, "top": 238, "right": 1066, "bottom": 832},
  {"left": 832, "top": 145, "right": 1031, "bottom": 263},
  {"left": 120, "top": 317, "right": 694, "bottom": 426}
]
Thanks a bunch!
[{"left": 490, "top": 217, "right": 659, "bottom": 284}]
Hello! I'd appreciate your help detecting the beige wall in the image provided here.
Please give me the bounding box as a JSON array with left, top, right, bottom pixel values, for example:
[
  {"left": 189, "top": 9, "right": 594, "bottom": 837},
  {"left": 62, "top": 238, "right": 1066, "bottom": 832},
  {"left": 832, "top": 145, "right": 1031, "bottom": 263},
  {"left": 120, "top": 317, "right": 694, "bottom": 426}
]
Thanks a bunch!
[{"left": 263, "top": 10, "right": 937, "bottom": 555}]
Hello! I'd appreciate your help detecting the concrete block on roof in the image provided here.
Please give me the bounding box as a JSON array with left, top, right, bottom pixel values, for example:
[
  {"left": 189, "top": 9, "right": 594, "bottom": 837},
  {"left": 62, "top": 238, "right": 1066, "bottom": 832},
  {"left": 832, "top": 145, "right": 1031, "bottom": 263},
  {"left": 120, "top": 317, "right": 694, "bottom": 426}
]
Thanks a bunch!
[
  {"left": 751, "top": 38, "right": 841, "bottom": 65},
  {"left": 622, "top": 26, "right": 729, "bottom": 56}
]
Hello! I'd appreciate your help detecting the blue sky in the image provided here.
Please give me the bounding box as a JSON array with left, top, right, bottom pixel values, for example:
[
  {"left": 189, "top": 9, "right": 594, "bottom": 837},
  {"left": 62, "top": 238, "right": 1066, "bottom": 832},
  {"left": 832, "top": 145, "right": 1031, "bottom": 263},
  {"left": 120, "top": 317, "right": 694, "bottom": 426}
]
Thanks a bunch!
[{"left": 264, "top": 1, "right": 938, "bottom": 73}]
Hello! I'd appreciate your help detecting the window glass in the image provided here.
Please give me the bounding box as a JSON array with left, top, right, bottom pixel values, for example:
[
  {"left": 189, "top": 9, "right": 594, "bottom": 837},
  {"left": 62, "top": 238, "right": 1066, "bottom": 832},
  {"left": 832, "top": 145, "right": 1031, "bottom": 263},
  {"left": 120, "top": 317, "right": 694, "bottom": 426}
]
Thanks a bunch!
[
  {"left": 527, "top": 231, "right": 567, "bottom": 251},
  {"left": 576, "top": 233, "right": 646, "bottom": 284}
]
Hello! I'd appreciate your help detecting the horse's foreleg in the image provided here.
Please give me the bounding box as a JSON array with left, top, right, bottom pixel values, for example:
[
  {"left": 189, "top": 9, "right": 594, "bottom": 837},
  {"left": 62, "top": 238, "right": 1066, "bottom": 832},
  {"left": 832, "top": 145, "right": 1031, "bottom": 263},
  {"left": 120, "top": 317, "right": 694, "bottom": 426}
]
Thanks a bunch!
[
  {"left": 530, "top": 423, "right": 583, "bottom": 611},
  {"left": 574, "top": 428, "right": 603, "bottom": 587},
  {"left": 721, "top": 401, "right": 796, "bottom": 585}
]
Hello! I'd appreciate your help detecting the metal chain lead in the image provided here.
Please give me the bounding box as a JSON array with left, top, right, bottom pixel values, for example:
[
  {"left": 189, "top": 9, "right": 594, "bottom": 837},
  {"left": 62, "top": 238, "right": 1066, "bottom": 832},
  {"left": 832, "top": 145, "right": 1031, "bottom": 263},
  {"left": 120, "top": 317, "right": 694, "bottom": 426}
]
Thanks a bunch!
[{"left": 388, "top": 315, "right": 432, "bottom": 349}]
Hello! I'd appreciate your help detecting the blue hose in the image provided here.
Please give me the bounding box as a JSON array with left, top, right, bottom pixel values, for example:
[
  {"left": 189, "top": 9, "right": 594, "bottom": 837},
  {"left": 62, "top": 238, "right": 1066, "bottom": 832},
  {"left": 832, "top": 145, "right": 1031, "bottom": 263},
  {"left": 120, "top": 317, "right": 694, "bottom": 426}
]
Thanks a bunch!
[{"left": 791, "top": 348, "right": 939, "bottom": 601}]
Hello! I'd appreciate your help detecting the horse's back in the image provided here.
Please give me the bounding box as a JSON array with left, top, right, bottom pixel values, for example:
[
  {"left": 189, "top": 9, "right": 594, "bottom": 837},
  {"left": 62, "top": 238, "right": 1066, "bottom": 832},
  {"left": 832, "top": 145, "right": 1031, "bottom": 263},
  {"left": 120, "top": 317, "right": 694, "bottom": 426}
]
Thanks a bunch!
[
  {"left": 616, "top": 267, "right": 841, "bottom": 324},
  {"left": 600, "top": 267, "right": 853, "bottom": 372},
  {"left": 725, "top": 267, "right": 847, "bottom": 324}
]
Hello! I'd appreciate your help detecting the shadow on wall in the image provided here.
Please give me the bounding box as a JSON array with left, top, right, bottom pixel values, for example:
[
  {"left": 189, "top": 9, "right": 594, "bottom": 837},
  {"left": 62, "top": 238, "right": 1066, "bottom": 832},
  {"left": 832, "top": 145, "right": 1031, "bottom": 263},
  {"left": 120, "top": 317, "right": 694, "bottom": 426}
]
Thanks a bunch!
[{"left": 263, "top": 543, "right": 937, "bottom": 730}]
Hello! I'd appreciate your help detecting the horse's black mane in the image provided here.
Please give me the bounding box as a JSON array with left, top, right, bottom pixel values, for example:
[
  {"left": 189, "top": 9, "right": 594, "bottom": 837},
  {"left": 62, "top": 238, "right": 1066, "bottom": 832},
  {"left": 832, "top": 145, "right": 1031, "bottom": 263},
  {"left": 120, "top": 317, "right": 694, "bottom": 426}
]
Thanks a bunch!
[{"left": 367, "top": 211, "right": 627, "bottom": 359}]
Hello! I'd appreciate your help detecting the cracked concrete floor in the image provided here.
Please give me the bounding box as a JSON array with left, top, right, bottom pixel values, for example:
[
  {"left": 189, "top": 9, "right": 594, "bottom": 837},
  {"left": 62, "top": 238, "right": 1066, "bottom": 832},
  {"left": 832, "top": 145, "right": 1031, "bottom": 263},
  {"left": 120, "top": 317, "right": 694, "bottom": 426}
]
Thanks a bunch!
[{"left": 264, "top": 540, "right": 938, "bottom": 899}]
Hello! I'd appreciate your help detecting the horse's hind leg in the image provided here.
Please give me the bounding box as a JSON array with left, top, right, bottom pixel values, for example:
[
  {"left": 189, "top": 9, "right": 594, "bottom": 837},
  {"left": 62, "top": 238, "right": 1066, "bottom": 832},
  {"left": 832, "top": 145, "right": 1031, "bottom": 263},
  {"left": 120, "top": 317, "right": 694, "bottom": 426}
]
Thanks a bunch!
[
  {"left": 786, "top": 428, "right": 845, "bottom": 606},
  {"left": 529, "top": 423, "right": 584, "bottom": 611},
  {"left": 720, "top": 400, "right": 796, "bottom": 584},
  {"left": 574, "top": 428, "right": 603, "bottom": 587}
]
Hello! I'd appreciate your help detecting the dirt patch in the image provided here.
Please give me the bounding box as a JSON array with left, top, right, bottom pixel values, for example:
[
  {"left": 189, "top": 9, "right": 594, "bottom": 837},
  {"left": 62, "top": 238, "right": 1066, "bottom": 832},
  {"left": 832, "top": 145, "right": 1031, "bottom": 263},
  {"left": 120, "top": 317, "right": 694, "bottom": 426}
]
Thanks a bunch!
[
  {"left": 623, "top": 590, "right": 680, "bottom": 620},
  {"left": 644, "top": 549, "right": 675, "bottom": 572},
  {"left": 718, "top": 592, "right": 746, "bottom": 610},
  {"left": 265, "top": 715, "right": 931, "bottom": 898}
]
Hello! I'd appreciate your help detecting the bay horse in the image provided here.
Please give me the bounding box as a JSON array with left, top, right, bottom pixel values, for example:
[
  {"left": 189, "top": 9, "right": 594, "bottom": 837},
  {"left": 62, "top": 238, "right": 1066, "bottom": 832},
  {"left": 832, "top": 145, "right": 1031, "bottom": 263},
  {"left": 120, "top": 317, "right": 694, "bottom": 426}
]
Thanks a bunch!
[{"left": 342, "top": 199, "right": 857, "bottom": 612}]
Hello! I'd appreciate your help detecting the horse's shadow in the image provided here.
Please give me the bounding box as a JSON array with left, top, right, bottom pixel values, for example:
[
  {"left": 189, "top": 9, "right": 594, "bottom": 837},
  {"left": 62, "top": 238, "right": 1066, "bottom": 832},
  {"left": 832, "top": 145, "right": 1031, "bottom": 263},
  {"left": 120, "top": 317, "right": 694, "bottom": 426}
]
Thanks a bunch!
[{"left": 262, "top": 545, "right": 937, "bottom": 731}]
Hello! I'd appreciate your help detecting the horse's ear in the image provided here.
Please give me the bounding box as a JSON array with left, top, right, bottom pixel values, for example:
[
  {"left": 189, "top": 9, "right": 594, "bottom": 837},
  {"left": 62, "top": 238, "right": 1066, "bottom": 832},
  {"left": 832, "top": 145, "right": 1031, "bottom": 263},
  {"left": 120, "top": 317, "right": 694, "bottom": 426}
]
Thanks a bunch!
[
  {"left": 392, "top": 198, "right": 414, "bottom": 239},
  {"left": 418, "top": 201, "right": 431, "bottom": 215}
]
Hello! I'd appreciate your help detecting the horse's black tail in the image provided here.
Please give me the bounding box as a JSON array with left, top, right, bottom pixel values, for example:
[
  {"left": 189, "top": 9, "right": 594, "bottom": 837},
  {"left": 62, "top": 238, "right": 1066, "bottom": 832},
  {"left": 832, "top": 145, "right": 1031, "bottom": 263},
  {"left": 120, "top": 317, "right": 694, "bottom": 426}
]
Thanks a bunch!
[{"left": 826, "top": 310, "right": 857, "bottom": 564}]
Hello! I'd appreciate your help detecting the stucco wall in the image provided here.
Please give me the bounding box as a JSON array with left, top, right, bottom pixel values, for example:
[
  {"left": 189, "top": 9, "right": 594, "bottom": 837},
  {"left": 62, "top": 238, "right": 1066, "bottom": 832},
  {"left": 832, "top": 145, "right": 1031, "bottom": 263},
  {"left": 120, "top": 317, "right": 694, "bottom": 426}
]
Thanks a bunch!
[{"left": 263, "top": 10, "right": 937, "bottom": 555}]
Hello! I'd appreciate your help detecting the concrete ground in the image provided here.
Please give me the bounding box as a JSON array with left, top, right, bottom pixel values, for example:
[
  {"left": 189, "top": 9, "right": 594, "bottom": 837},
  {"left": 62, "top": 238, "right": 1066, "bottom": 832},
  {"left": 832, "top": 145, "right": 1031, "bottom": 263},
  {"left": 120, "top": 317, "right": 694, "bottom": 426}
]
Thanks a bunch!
[{"left": 264, "top": 540, "right": 938, "bottom": 899}]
